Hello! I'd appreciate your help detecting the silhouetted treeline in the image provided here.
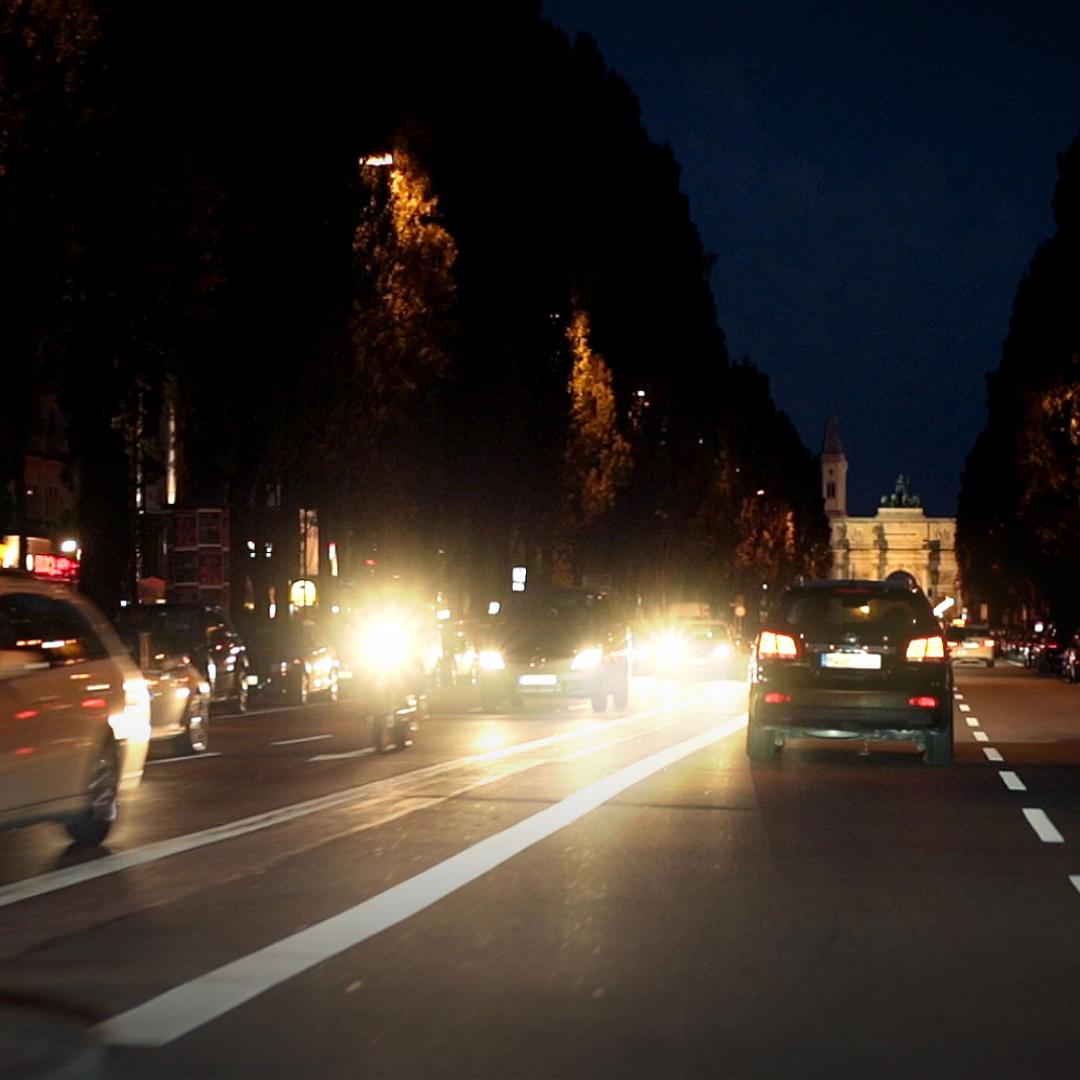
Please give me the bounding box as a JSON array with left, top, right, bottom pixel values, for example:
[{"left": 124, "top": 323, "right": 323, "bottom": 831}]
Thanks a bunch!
[
  {"left": 0, "top": 1, "right": 827, "bottom": 613},
  {"left": 958, "top": 131, "right": 1080, "bottom": 628}
]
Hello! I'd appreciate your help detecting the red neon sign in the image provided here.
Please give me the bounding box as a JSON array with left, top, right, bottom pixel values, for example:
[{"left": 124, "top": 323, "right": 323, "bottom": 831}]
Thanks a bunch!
[{"left": 31, "top": 553, "right": 80, "bottom": 582}]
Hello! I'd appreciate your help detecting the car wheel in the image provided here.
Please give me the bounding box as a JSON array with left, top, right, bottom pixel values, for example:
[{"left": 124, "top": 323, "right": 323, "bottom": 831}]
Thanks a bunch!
[
  {"left": 371, "top": 715, "right": 391, "bottom": 753},
  {"left": 327, "top": 673, "right": 339, "bottom": 703},
  {"left": 65, "top": 739, "right": 120, "bottom": 845},
  {"left": 591, "top": 691, "right": 608, "bottom": 714},
  {"left": 293, "top": 672, "right": 310, "bottom": 707},
  {"left": 176, "top": 706, "right": 209, "bottom": 755},
  {"left": 986, "top": 659, "right": 995, "bottom": 668},
  {"left": 746, "top": 722, "right": 778, "bottom": 762},
  {"left": 393, "top": 717, "right": 413, "bottom": 750},
  {"left": 924, "top": 724, "right": 953, "bottom": 766},
  {"left": 233, "top": 678, "right": 249, "bottom": 714},
  {"left": 480, "top": 694, "right": 501, "bottom": 713}
]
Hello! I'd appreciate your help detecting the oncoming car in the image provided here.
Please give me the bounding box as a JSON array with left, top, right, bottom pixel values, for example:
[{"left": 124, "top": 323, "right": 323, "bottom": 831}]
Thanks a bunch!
[
  {"left": 747, "top": 577, "right": 953, "bottom": 765},
  {"left": 476, "top": 588, "right": 631, "bottom": 714},
  {"left": 634, "top": 618, "right": 743, "bottom": 679}
]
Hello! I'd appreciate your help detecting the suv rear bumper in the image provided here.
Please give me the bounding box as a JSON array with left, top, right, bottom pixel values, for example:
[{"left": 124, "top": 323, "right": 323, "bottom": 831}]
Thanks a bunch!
[{"left": 751, "top": 687, "right": 951, "bottom": 733}]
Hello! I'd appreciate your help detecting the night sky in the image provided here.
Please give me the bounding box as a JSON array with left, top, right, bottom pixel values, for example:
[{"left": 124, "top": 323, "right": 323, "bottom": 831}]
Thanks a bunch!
[{"left": 543, "top": 0, "right": 1080, "bottom": 516}]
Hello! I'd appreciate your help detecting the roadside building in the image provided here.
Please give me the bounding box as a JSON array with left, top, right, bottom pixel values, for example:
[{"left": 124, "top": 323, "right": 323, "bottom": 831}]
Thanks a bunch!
[{"left": 822, "top": 417, "right": 962, "bottom": 612}]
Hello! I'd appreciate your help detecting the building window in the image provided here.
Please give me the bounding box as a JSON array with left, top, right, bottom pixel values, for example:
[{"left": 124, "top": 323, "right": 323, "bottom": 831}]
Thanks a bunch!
[{"left": 826, "top": 482, "right": 836, "bottom": 499}]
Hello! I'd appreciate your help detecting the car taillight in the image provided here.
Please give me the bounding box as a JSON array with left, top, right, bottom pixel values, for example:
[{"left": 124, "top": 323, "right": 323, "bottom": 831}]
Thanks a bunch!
[
  {"left": 757, "top": 631, "right": 799, "bottom": 659},
  {"left": 764, "top": 691, "right": 792, "bottom": 704},
  {"left": 906, "top": 636, "right": 945, "bottom": 661},
  {"left": 908, "top": 695, "right": 939, "bottom": 708},
  {"left": 982, "top": 639, "right": 995, "bottom": 648}
]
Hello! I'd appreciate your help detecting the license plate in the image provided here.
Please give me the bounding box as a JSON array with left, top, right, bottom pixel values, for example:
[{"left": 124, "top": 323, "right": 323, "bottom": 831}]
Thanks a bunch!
[
  {"left": 518, "top": 674, "right": 558, "bottom": 687},
  {"left": 821, "top": 652, "right": 881, "bottom": 670}
]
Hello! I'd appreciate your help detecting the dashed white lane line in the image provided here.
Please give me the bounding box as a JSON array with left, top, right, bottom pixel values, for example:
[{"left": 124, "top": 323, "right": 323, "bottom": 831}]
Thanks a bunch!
[
  {"left": 99, "top": 714, "right": 748, "bottom": 1047},
  {"left": 146, "top": 752, "right": 223, "bottom": 766},
  {"left": 973, "top": 731, "right": 989, "bottom": 742},
  {"left": 309, "top": 747, "right": 376, "bottom": 762},
  {"left": 1070, "top": 876, "right": 1080, "bottom": 897},
  {"left": 958, "top": 703, "right": 971, "bottom": 713},
  {"left": 983, "top": 747, "right": 1004, "bottom": 762},
  {"left": 1022, "top": 808, "right": 1065, "bottom": 844},
  {"left": 965, "top": 716, "right": 980, "bottom": 727},
  {"left": 999, "top": 771, "right": 1027, "bottom": 792},
  {"left": 954, "top": 692, "right": 964, "bottom": 699},
  {"left": 271, "top": 734, "right": 333, "bottom": 746}
]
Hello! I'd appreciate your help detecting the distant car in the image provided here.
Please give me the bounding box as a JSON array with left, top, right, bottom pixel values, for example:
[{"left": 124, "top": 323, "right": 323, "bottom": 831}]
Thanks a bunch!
[
  {"left": 747, "top": 577, "right": 953, "bottom": 765},
  {"left": 116, "top": 603, "right": 250, "bottom": 713},
  {"left": 476, "top": 588, "right": 632, "bottom": 714},
  {"left": 245, "top": 620, "right": 339, "bottom": 705},
  {"left": 634, "top": 618, "right": 744, "bottom": 679},
  {"left": 1029, "top": 625, "right": 1068, "bottom": 674},
  {"left": 116, "top": 626, "right": 211, "bottom": 754},
  {"left": 0, "top": 571, "right": 150, "bottom": 843},
  {"left": 946, "top": 625, "right": 996, "bottom": 667}
]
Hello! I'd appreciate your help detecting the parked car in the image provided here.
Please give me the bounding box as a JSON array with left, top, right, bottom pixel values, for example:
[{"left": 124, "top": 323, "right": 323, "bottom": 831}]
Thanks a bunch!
[
  {"left": 945, "top": 625, "right": 996, "bottom": 667},
  {"left": 0, "top": 570, "right": 150, "bottom": 843},
  {"left": 245, "top": 620, "right": 339, "bottom": 705},
  {"left": 747, "top": 576, "right": 953, "bottom": 765},
  {"left": 476, "top": 588, "right": 633, "bottom": 714},
  {"left": 116, "top": 603, "right": 250, "bottom": 713},
  {"left": 116, "top": 625, "right": 211, "bottom": 754},
  {"left": 1029, "top": 624, "right": 1068, "bottom": 674}
]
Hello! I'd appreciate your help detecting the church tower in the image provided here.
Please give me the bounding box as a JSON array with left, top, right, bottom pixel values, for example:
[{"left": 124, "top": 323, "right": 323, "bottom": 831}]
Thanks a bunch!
[{"left": 821, "top": 415, "right": 848, "bottom": 517}]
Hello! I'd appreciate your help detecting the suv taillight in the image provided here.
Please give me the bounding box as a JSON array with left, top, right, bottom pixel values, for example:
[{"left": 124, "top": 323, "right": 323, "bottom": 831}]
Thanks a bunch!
[
  {"left": 757, "top": 631, "right": 799, "bottom": 659},
  {"left": 906, "top": 635, "right": 945, "bottom": 661}
]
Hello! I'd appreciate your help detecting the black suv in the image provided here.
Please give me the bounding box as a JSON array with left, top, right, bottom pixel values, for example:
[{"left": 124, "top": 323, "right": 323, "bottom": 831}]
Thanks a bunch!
[{"left": 747, "top": 578, "right": 953, "bottom": 765}]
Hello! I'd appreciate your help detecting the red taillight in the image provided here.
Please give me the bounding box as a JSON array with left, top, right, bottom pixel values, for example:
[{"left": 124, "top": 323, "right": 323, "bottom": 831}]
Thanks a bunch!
[
  {"left": 763, "top": 691, "right": 791, "bottom": 704},
  {"left": 906, "top": 636, "right": 945, "bottom": 661},
  {"left": 907, "top": 695, "right": 939, "bottom": 709},
  {"left": 758, "top": 631, "right": 799, "bottom": 659}
]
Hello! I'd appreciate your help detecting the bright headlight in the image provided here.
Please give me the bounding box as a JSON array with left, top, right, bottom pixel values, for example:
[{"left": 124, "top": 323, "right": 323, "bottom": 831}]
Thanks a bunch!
[
  {"left": 478, "top": 649, "right": 505, "bottom": 672},
  {"left": 657, "top": 635, "right": 686, "bottom": 664},
  {"left": 360, "top": 621, "right": 412, "bottom": 669},
  {"left": 571, "top": 647, "right": 603, "bottom": 670},
  {"left": 712, "top": 643, "right": 732, "bottom": 658}
]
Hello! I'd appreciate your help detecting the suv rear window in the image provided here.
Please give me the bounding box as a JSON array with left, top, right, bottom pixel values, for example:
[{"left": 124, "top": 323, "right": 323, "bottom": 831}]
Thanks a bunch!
[{"left": 779, "top": 589, "right": 932, "bottom": 633}]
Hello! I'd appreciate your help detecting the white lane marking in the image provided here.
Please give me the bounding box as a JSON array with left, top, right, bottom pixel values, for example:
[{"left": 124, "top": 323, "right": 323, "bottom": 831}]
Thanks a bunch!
[
  {"left": 145, "top": 752, "right": 222, "bottom": 766},
  {"left": 958, "top": 703, "right": 971, "bottom": 713},
  {"left": 999, "top": 771, "right": 1027, "bottom": 792},
  {"left": 271, "top": 734, "right": 333, "bottom": 747},
  {"left": 0, "top": 696, "right": 708, "bottom": 909},
  {"left": 973, "top": 731, "right": 989, "bottom": 742},
  {"left": 1070, "top": 876, "right": 1080, "bottom": 897},
  {"left": 99, "top": 713, "right": 747, "bottom": 1047},
  {"left": 965, "top": 717, "right": 980, "bottom": 727},
  {"left": 309, "top": 748, "right": 375, "bottom": 761},
  {"left": 954, "top": 692, "right": 964, "bottom": 699},
  {"left": 983, "top": 748, "right": 1004, "bottom": 762},
  {"left": 1022, "top": 808, "right": 1065, "bottom": 844}
]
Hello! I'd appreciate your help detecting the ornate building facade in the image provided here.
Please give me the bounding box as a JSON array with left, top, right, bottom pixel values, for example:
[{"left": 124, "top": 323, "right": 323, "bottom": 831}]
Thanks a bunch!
[{"left": 822, "top": 417, "right": 961, "bottom": 609}]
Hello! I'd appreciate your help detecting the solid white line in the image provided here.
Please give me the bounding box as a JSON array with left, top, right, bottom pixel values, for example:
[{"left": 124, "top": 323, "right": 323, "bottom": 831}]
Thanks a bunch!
[
  {"left": 973, "top": 731, "right": 989, "bottom": 742},
  {"left": 983, "top": 747, "right": 1004, "bottom": 762},
  {"left": 271, "top": 734, "right": 333, "bottom": 746},
  {"left": 145, "top": 752, "right": 222, "bottom": 766},
  {"left": 0, "top": 696, "right": 708, "bottom": 909},
  {"left": 308, "top": 748, "right": 376, "bottom": 762},
  {"left": 99, "top": 713, "right": 747, "bottom": 1047},
  {"left": 965, "top": 717, "right": 980, "bottom": 727},
  {"left": 958, "top": 703, "right": 971, "bottom": 712},
  {"left": 1022, "top": 808, "right": 1065, "bottom": 843},
  {"left": 999, "top": 771, "right": 1027, "bottom": 792}
]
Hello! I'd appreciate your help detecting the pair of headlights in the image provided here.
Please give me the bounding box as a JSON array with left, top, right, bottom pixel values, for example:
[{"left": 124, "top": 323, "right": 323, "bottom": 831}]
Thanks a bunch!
[{"left": 475, "top": 648, "right": 604, "bottom": 672}]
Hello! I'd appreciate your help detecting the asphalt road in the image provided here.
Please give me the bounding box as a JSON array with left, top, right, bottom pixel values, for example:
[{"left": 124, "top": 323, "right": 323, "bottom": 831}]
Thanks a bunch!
[{"left": 3, "top": 663, "right": 1080, "bottom": 1078}]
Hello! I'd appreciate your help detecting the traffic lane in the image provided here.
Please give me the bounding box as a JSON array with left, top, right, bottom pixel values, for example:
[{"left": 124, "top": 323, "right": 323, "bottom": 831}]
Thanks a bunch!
[
  {"left": 104, "top": 708, "right": 1080, "bottom": 1080},
  {"left": 0, "top": 687, "right": 725, "bottom": 962},
  {"left": 0, "top": 691, "right": 617, "bottom": 889},
  {"left": 0, "top": 696, "right": 736, "bottom": 1064},
  {"left": 950, "top": 664, "right": 1080, "bottom": 848}
]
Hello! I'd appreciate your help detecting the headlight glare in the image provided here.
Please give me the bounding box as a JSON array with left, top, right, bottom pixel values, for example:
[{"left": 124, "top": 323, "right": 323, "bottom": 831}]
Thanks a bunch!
[
  {"left": 571, "top": 647, "right": 603, "bottom": 671},
  {"left": 478, "top": 649, "right": 505, "bottom": 672}
]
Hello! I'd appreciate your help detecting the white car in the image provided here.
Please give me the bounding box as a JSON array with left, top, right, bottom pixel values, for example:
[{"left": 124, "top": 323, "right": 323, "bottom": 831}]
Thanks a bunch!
[
  {"left": 946, "top": 625, "right": 996, "bottom": 667},
  {"left": 0, "top": 571, "right": 150, "bottom": 843}
]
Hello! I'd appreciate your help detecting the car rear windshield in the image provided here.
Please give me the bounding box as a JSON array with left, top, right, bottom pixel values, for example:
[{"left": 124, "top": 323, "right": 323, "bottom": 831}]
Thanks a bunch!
[{"left": 778, "top": 589, "right": 932, "bottom": 634}]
